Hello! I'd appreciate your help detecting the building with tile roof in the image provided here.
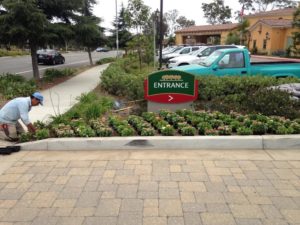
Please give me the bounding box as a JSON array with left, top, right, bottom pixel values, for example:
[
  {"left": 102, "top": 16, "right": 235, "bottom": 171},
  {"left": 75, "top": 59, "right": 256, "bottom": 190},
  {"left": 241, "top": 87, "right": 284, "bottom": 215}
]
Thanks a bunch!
[{"left": 175, "top": 7, "right": 298, "bottom": 55}]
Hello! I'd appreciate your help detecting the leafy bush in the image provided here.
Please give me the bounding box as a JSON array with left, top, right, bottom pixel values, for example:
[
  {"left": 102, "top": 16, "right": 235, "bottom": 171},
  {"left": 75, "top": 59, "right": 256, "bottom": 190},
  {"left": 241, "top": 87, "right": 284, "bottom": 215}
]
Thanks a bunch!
[
  {"left": 0, "top": 74, "right": 37, "bottom": 99},
  {"left": 43, "top": 68, "right": 75, "bottom": 81},
  {"left": 180, "top": 126, "right": 196, "bottom": 136},
  {"left": 244, "top": 89, "right": 300, "bottom": 119},
  {"left": 65, "top": 94, "right": 113, "bottom": 121},
  {"left": 19, "top": 132, "right": 33, "bottom": 142},
  {"left": 100, "top": 58, "right": 152, "bottom": 100},
  {"left": 96, "top": 57, "right": 116, "bottom": 65},
  {"left": 196, "top": 76, "right": 300, "bottom": 119},
  {"left": 0, "top": 49, "right": 28, "bottom": 57},
  {"left": 35, "top": 129, "right": 50, "bottom": 140},
  {"left": 237, "top": 126, "right": 253, "bottom": 135},
  {"left": 251, "top": 121, "right": 267, "bottom": 135}
]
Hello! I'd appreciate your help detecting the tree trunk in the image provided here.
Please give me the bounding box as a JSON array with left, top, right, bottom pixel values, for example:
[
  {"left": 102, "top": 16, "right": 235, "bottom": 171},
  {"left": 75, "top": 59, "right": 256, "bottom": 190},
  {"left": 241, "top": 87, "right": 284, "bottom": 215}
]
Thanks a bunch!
[
  {"left": 87, "top": 47, "right": 93, "bottom": 65},
  {"left": 30, "top": 43, "right": 40, "bottom": 81},
  {"left": 65, "top": 41, "right": 68, "bottom": 52}
]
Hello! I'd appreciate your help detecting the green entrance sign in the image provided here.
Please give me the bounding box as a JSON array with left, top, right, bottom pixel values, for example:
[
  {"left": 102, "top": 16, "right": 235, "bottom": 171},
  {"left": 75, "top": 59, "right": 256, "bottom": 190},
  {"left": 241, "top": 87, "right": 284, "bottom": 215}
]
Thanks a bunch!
[{"left": 144, "top": 70, "right": 198, "bottom": 104}]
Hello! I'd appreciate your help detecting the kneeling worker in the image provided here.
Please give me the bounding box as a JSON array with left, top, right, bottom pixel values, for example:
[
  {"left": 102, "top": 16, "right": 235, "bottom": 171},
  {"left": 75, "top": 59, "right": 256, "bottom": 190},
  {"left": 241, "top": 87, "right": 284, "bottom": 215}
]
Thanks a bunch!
[{"left": 0, "top": 92, "right": 44, "bottom": 141}]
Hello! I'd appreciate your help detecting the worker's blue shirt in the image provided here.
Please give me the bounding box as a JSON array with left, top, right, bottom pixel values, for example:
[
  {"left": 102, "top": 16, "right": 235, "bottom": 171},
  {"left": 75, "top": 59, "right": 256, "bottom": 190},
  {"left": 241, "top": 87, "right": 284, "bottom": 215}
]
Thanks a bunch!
[{"left": 0, "top": 97, "right": 32, "bottom": 125}]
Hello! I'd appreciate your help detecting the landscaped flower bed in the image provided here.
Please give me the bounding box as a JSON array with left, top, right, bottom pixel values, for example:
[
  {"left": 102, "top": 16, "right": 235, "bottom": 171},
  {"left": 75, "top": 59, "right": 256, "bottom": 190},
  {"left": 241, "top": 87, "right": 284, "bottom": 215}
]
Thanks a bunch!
[{"left": 19, "top": 109, "right": 300, "bottom": 142}]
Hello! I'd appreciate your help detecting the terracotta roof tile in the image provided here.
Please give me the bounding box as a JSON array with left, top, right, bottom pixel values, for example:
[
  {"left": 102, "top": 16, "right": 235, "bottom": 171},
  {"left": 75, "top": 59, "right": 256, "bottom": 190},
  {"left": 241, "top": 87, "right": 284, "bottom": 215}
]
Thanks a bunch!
[
  {"left": 260, "top": 19, "right": 292, "bottom": 28},
  {"left": 244, "top": 8, "right": 296, "bottom": 18},
  {"left": 175, "top": 23, "right": 239, "bottom": 34}
]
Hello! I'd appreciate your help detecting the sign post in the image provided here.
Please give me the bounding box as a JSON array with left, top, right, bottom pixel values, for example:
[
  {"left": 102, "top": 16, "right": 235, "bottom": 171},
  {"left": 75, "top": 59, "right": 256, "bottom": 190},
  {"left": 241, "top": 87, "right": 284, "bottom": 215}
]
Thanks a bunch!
[{"left": 144, "top": 70, "right": 198, "bottom": 112}]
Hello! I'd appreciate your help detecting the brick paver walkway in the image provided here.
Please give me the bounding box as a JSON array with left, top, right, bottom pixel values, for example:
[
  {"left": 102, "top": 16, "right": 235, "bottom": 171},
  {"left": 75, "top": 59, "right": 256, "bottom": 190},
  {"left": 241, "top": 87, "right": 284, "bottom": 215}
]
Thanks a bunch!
[{"left": 0, "top": 149, "right": 299, "bottom": 225}]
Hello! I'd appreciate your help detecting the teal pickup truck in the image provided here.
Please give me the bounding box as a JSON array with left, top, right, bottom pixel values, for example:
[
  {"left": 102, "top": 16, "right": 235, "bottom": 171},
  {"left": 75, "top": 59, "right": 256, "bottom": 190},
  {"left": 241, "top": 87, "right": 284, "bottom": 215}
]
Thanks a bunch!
[{"left": 174, "top": 48, "right": 300, "bottom": 78}]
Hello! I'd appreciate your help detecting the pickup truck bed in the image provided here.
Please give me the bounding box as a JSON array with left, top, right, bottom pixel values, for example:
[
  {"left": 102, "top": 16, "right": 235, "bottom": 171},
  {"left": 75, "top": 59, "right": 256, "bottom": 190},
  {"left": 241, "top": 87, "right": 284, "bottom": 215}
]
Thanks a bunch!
[
  {"left": 175, "top": 48, "right": 300, "bottom": 78},
  {"left": 250, "top": 61, "right": 300, "bottom": 77}
]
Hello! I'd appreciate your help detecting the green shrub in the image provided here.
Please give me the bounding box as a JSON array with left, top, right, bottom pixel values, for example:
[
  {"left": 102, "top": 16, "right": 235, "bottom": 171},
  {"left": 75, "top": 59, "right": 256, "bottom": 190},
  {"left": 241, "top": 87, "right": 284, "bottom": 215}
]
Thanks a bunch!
[
  {"left": 0, "top": 49, "right": 29, "bottom": 57},
  {"left": 19, "top": 132, "right": 33, "bottom": 142},
  {"left": 96, "top": 57, "right": 116, "bottom": 65},
  {"left": 237, "top": 126, "right": 253, "bottom": 135},
  {"left": 205, "top": 129, "right": 219, "bottom": 136},
  {"left": 197, "top": 122, "right": 213, "bottom": 135},
  {"left": 217, "top": 125, "right": 232, "bottom": 135},
  {"left": 0, "top": 74, "right": 37, "bottom": 99},
  {"left": 180, "top": 126, "right": 196, "bottom": 136},
  {"left": 84, "top": 103, "right": 103, "bottom": 120},
  {"left": 266, "top": 120, "right": 281, "bottom": 134},
  {"left": 196, "top": 76, "right": 300, "bottom": 119},
  {"left": 140, "top": 128, "right": 155, "bottom": 136},
  {"left": 275, "top": 126, "right": 293, "bottom": 135},
  {"left": 100, "top": 58, "right": 152, "bottom": 100},
  {"left": 230, "top": 121, "right": 241, "bottom": 132},
  {"left": 290, "top": 122, "right": 300, "bottom": 134},
  {"left": 43, "top": 68, "right": 75, "bottom": 81},
  {"left": 35, "top": 129, "right": 50, "bottom": 140},
  {"left": 74, "top": 125, "right": 96, "bottom": 137},
  {"left": 251, "top": 121, "right": 267, "bottom": 135},
  {"left": 160, "top": 125, "right": 175, "bottom": 136},
  {"left": 244, "top": 89, "right": 300, "bottom": 119}
]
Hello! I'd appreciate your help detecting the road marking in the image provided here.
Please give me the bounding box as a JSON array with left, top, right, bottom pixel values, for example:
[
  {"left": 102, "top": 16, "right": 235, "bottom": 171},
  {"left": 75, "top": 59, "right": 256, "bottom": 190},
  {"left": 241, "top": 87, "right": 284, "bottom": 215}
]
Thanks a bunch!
[{"left": 15, "top": 60, "right": 89, "bottom": 74}]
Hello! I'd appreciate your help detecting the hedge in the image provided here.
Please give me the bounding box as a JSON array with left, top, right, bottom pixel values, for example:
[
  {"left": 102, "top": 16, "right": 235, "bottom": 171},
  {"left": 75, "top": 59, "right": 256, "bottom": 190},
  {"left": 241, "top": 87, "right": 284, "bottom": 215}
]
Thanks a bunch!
[{"left": 100, "top": 59, "right": 300, "bottom": 119}]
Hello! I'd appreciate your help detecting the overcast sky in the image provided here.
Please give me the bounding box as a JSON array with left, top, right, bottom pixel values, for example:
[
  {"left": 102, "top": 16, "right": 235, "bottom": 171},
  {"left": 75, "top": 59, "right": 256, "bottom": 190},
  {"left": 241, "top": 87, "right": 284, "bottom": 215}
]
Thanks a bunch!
[{"left": 93, "top": 0, "right": 243, "bottom": 31}]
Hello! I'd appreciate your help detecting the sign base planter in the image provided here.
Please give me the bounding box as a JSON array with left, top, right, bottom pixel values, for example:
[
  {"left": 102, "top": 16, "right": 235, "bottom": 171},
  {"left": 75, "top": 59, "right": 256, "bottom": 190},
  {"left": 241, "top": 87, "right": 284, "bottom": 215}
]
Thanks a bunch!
[{"left": 148, "top": 101, "right": 194, "bottom": 113}]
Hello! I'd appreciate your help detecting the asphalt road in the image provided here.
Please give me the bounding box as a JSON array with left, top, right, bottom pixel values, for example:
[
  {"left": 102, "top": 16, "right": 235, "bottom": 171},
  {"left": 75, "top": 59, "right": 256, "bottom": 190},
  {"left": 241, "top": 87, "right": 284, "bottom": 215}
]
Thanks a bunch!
[
  {"left": 1, "top": 52, "right": 296, "bottom": 80},
  {"left": 0, "top": 50, "right": 118, "bottom": 80}
]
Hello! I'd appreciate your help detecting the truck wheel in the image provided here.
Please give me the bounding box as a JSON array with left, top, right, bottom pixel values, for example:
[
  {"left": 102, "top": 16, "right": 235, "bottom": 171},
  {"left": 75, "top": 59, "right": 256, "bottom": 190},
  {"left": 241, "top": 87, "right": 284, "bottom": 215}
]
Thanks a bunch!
[
  {"left": 178, "top": 63, "right": 189, "bottom": 66},
  {"left": 276, "top": 76, "right": 288, "bottom": 79}
]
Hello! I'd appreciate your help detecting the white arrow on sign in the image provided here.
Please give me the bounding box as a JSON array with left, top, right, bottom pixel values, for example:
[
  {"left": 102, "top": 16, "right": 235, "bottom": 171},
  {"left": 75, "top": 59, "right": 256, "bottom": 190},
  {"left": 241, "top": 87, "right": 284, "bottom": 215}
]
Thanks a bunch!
[{"left": 168, "top": 95, "right": 174, "bottom": 102}]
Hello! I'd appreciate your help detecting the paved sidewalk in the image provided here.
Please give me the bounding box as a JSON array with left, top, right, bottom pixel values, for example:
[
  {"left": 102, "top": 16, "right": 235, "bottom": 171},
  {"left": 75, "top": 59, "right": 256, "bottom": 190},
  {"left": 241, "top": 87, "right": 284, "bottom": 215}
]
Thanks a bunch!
[
  {"left": 30, "top": 64, "right": 109, "bottom": 123},
  {"left": 0, "top": 149, "right": 299, "bottom": 225}
]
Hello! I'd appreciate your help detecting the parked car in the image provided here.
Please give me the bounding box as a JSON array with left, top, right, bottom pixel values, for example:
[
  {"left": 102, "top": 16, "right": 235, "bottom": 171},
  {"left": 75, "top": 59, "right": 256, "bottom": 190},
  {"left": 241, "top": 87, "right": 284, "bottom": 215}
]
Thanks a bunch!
[
  {"left": 196, "top": 45, "right": 240, "bottom": 62},
  {"left": 174, "top": 48, "right": 300, "bottom": 78},
  {"left": 167, "top": 47, "right": 206, "bottom": 68},
  {"left": 162, "top": 46, "right": 202, "bottom": 63},
  {"left": 162, "top": 46, "right": 184, "bottom": 56},
  {"left": 167, "top": 45, "right": 237, "bottom": 68},
  {"left": 96, "top": 47, "right": 109, "bottom": 52},
  {"left": 37, "top": 49, "right": 65, "bottom": 65}
]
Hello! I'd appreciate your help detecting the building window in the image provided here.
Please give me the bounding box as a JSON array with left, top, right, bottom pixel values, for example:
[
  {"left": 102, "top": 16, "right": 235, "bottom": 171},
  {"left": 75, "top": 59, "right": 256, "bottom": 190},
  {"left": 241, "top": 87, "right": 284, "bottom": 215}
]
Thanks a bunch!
[
  {"left": 253, "top": 40, "right": 257, "bottom": 49},
  {"left": 263, "top": 39, "right": 267, "bottom": 49}
]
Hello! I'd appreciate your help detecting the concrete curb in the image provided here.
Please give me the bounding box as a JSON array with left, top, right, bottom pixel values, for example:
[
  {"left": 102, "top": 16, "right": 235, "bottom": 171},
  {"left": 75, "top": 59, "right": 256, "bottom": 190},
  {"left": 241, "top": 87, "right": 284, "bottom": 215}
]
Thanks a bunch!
[{"left": 19, "top": 135, "right": 300, "bottom": 151}]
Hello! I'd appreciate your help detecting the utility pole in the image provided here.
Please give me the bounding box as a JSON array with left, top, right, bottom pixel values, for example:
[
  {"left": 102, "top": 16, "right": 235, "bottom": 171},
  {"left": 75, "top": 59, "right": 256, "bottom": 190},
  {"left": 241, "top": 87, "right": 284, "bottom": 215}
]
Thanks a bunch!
[
  {"left": 153, "top": 10, "right": 159, "bottom": 70},
  {"left": 115, "top": 0, "right": 119, "bottom": 58},
  {"left": 159, "top": 0, "right": 163, "bottom": 70},
  {"left": 153, "top": 17, "right": 156, "bottom": 69}
]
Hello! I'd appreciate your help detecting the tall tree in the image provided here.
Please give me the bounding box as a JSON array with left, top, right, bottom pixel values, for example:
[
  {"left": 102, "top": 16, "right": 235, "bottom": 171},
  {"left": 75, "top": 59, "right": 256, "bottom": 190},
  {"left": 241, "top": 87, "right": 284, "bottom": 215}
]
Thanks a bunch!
[
  {"left": 202, "top": 0, "right": 232, "bottom": 25},
  {"left": 73, "top": 0, "right": 101, "bottom": 65},
  {"left": 176, "top": 16, "right": 195, "bottom": 29},
  {"left": 74, "top": 16, "right": 102, "bottom": 65},
  {"left": 164, "top": 9, "right": 179, "bottom": 37},
  {"left": 125, "top": 0, "right": 150, "bottom": 69},
  {"left": 0, "top": 0, "right": 49, "bottom": 80},
  {"left": 292, "top": 5, "right": 300, "bottom": 56},
  {"left": 0, "top": 0, "right": 85, "bottom": 80},
  {"left": 109, "top": 3, "right": 132, "bottom": 49},
  {"left": 238, "top": 0, "right": 296, "bottom": 12}
]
